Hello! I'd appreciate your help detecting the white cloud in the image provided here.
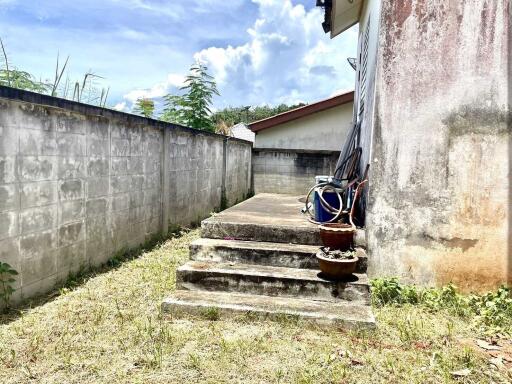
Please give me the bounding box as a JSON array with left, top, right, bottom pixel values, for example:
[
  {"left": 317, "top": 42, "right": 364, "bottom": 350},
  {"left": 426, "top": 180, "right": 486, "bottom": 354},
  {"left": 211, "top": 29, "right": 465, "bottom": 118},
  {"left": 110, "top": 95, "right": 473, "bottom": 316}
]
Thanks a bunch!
[
  {"left": 113, "top": 101, "right": 127, "bottom": 111},
  {"left": 121, "top": 72, "right": 186, "bottom": 110},
  {"left": 166, "top": 73, "right": 186, "bottom": 88},
  {"left": 118, "top": 0, "right": 357, "bottom": 110},
  {"left": 194, "top": 0, "right": 357, "bottom": 107},
  {"left": 329, "top": 88, "right": 353, "bottom": 98}
]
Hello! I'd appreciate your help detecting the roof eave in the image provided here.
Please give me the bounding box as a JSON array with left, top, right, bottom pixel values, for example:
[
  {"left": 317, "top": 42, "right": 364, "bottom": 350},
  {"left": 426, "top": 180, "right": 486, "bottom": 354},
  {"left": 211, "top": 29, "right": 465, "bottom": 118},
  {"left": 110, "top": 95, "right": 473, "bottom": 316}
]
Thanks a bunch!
[{"left": 248, "top": 91, "right": 354, "bottom": 133}]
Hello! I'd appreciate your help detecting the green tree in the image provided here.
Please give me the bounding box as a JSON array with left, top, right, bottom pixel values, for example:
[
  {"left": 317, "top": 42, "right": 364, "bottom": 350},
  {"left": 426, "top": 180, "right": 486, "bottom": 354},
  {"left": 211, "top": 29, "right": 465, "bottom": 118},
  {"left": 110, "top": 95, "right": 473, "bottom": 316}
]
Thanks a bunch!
[
  {"left": 161, "top": 62, "right": 219, "bottom": 131},
  {"left": 0, "top": 68, "right": 49, "bottom": 93},
  {"left": 133, "top": 97, "right": 155, "bottom": 118},
  {"left": 0, "top": 261, "right": 18, "bottom": 310},
  {"left": 0, "top": 38, "right": 49, "bottom": 93}
]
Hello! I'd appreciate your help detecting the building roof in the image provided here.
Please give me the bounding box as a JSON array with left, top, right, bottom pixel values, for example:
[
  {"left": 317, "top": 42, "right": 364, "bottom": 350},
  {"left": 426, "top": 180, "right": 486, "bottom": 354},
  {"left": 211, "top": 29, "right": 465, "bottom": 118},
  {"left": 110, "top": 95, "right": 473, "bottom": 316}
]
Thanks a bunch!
[
  {"left": 248, "top": 91, "right": 354, "bottom": 133},
  {"left": 230, "top": 123, "right": 255, "bottom": 142}
]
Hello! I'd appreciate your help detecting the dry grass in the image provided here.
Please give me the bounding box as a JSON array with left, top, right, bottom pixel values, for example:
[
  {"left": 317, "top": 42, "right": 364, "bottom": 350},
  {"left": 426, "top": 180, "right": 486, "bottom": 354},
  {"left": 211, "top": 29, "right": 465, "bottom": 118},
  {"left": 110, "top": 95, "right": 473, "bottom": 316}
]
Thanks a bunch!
[{"left": 0, "top": 229, "right": 510, "bottom": 383}]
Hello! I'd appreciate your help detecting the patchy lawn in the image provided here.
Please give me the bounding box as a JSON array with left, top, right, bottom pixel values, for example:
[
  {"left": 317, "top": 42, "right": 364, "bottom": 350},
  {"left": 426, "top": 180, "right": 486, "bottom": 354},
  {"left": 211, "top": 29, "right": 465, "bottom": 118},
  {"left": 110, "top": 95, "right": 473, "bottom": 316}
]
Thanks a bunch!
[{"left": 0, "top": 230, "right": 510, "bottom": 384}]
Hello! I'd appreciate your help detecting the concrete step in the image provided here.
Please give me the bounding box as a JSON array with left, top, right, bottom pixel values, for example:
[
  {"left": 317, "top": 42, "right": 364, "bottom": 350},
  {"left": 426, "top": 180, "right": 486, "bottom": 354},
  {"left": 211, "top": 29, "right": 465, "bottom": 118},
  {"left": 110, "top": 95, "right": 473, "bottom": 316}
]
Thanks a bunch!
[
  {"left": 176, "top": 261, "right": 370, "bottom": 303},
  {"left": 200, "top": 193, "right": 321, "bottom": 245},
  {"left": 200, "top": 194, "right": 367, "bottom": 246},
  {"left": 201, "top": 218, "right": 367, "bottom": 247},
  {"left": 189, "top": 238, "right": 368, "bottom": 273},
  {"left": 162, "top": 290, "right": 376, "bottom": 330},
  {"left": 201, "top": 219, "right": 321, "bottom": 245}
]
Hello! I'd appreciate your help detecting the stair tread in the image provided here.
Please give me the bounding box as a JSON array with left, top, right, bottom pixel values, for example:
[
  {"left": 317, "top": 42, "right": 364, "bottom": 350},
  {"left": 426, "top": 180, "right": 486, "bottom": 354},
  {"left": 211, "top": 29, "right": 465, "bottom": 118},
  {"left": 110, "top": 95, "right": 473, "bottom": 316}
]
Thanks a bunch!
[
  {"left": 163, "top": 289, "right": 375, "bottom": 327},
  {"left": 178, "top": 260, "right": 369, "bottom": 286}
]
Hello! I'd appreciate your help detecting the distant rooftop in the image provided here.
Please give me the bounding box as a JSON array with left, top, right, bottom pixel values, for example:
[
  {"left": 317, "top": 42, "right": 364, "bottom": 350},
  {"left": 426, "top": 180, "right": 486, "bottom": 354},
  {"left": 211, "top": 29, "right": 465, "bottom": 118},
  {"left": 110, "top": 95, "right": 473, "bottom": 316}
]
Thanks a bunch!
[
  {"left": 230, "top": 123, "right": 255, "bottom": 142},
  {"left": 248, "top": 91, "right": 354, "bottom": 133}
]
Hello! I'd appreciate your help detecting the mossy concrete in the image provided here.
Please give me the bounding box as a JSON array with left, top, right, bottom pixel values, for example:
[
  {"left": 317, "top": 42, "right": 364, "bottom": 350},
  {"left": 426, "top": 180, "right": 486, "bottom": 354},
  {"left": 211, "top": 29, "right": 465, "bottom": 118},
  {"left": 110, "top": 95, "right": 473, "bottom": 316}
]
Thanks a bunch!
[
  {"left": 176, "top": 260, "right": 370, "bottom": 303},
  {"left": 163, "top": 290, "right": 376, "bottom": 330},
  {"left": 190, "top": 237, "right": 368, "bottom": 273}
]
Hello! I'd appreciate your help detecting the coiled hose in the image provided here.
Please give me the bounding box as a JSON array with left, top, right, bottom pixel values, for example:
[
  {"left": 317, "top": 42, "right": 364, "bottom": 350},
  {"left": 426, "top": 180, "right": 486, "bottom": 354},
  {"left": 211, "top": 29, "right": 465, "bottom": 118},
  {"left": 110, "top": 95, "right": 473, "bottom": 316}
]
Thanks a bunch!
[
  {"left": 304, "top": 180, "right": 346, "bottom": 224},
  {"left": 304, "top": 178, "right": 367, "bottom": 226},
  {"left": 305, "top": 120, "right": 366, "bottom": 225}
]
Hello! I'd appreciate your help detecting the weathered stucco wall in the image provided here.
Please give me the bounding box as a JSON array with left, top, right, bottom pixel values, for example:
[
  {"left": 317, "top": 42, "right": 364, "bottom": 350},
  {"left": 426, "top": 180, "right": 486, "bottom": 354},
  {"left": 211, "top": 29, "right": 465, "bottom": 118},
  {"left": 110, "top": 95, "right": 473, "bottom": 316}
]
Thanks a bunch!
[
  {"left": 253, "top": 148, "right": 339, "bottom": 195},
  {"left": 254, "top": 102, "right": 353, "bottom": 151},
  {"left": 367, "top": 0, "right": 510, "bottom": 291},
  {"left": 0, "top": 88, "right": 252, "bottom": 304}
]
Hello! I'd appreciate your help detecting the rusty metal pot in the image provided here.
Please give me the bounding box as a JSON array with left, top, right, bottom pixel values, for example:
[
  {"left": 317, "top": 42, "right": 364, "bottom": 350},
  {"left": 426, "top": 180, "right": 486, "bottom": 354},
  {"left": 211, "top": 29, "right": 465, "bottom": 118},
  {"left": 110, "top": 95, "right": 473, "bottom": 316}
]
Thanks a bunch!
[{"left": 319, "top": 223, "right": 355, "bottom": 250}]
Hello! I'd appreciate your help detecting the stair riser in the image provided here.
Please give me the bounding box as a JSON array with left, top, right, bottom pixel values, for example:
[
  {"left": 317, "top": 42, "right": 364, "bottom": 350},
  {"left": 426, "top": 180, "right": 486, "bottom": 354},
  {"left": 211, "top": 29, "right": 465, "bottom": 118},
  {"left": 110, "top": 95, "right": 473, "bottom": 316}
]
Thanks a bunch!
[
  {"left": 190, "top": 243, "right": 318, "bottom": 269},
  {"left": 176, "top": 271, "right": 370, "bottom": 303},
  {"left": 201, "top": 222, "right": 368, "bottom": 248},
  {"left": 162, "top": 301, "right": 376, "bottom": 330},
  {"left": 189, "top": 243, "right": 368, "bottom": 273},
  {"left": 201, "top": 222, "right": 321, "bottom": 245}
]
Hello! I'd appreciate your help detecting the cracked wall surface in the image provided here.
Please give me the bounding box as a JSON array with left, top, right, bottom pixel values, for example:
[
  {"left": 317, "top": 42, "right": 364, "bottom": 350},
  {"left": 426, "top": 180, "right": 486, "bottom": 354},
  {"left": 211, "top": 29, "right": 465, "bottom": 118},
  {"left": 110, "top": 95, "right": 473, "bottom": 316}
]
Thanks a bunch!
[{"left": 366, "top": 0, "right": 510, "bottom": 291}]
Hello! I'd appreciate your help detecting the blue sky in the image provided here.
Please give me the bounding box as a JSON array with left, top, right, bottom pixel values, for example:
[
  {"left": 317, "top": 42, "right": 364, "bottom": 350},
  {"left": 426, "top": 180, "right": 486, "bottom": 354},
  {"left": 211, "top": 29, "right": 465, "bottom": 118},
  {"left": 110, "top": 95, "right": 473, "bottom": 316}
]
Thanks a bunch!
[{"left": 0, "top": 0, "right": 358, "bottom": 111}]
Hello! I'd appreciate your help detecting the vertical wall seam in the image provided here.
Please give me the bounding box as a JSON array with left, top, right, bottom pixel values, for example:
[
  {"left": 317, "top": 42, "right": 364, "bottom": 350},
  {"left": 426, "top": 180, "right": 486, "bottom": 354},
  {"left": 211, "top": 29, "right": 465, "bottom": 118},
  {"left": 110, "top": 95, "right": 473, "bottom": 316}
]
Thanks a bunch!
[
  {"left": 105, "top": 118, "right": 112, "bottom": 265},
  {"left": 161, "top": 128, "right": 170, "bottom": 235},
  {"left": 221, "top": 137, "right": 228, "bottom": 208}
]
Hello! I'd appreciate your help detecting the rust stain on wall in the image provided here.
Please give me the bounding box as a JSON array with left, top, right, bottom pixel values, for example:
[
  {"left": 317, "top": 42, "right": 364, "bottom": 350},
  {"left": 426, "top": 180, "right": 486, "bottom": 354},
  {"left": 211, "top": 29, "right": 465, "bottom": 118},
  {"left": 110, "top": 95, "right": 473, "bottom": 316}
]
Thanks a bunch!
[
  {"left": 393, "top": 0, "right": 413, "bottom": 31},
  {"left": 479, "top": 1, "right": 497, "bottom": 46},
  {"left": 406, "top": 233, "right": 478, "bottom": 252},
  {"left": 432, "top": 238, "right": 509, "bottom": 292},
  {"left": 369, "top": 0, "right": 510, "bottom": 291},
  {"left": 403, "top": 232, "right": 508, "bottom": 293},
  {"left": 379, "top": 0, "right": 507, "bottom": 107}
]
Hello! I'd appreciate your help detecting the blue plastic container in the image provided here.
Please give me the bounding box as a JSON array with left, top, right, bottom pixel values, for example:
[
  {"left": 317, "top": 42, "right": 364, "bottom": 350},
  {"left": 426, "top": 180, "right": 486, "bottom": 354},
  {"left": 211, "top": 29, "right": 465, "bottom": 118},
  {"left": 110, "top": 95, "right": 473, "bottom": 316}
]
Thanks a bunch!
[{"left": 314, "top": 189, "right": 341, "bottom": 223}]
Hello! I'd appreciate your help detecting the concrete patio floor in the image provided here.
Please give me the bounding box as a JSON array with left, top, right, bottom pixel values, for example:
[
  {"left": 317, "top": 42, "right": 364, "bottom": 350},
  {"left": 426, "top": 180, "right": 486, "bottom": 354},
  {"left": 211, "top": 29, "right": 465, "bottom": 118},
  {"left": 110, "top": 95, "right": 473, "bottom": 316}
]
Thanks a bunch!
[
  {"left": 202, "top": 193, "right": 365, "bottom": 247},
  {"left": 210, "top": 193, "right": 314, "bottom": 227}
]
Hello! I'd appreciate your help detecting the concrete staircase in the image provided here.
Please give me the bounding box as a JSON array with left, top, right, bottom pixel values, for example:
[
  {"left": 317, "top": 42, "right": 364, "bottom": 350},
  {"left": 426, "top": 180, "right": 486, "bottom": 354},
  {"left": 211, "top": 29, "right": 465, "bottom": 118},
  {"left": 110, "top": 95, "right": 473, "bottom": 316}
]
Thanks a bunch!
[{"left": 162, "top": 194, "right": 375, "bottom": 329}]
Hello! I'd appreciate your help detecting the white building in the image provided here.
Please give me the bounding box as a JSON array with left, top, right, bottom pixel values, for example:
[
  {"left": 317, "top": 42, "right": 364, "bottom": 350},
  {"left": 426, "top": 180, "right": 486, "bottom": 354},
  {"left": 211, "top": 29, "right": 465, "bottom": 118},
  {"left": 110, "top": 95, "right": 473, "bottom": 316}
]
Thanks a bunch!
[
  {"left": 248, "top": 91, "right": 354, "bottom": 195},
  {"left": 249, "top": 91, "right": 354, "bottom": 151}
]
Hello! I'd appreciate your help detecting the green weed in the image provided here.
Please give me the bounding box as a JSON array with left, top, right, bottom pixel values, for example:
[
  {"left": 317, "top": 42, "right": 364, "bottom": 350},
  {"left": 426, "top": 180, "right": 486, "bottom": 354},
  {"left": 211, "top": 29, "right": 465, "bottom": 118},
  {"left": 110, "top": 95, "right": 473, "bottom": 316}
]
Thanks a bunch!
[
  {"left": 371, "top": 278, "right": 512, "bottom": 335},
  {"left": 0, "top": 262, "right": 18, "bottom": 311},
  {"left": 201, "top": 306, "right": 221, "bottom": 321}
]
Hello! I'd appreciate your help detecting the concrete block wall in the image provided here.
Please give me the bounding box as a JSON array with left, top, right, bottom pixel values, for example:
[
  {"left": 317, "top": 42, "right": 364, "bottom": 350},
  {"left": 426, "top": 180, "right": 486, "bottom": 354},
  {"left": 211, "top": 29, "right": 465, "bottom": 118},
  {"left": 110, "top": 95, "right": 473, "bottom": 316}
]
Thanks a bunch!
[
  {"left": 167, "top": 130, "right": 224, "bottom": 226},
  {"left": 0, "top": 87, "right": 252, "bottom": 304},
  {"left": 252, "top": 149, "right": 339, "bottom": 195},
  {"left": 225, "top": 139, "right": 252, "bottom": 205}
]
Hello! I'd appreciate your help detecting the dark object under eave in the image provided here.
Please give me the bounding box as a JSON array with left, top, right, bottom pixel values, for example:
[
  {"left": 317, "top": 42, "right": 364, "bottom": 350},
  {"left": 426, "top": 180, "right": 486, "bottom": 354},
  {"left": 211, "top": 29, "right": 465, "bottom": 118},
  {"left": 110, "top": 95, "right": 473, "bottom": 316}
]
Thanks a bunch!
[{"left": 316, "top": 0, "right": 332, "bottom": 33}]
